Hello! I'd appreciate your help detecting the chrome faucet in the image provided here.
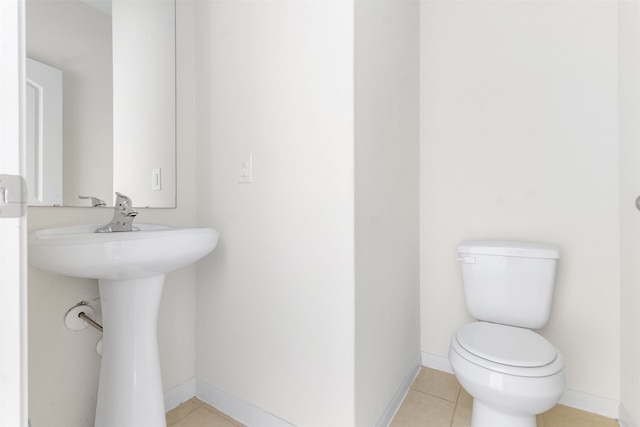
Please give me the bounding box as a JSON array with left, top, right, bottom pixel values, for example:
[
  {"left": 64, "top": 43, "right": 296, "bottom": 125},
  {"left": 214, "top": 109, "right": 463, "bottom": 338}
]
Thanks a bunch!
[
  {"left": 95, "top": 192, "right": 139, "bottom": 233},
  {"left": 78, "top": 195, "right": 106, "bottom": 207}
]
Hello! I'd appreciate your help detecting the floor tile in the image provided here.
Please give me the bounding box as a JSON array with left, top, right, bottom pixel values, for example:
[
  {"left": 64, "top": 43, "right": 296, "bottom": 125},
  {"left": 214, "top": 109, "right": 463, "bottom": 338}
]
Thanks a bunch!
[
  {"left": 411, "top": 367, "right": 461, "bottom": 403},
  {"left": 537, "top": 404, "right": 619, "bottom": 427},
  {"left": 451, "top": 403, "right": 472, "bottom": 427},
  {"left": 390, "top": 389, "right": 456, "bottom": 427},
  {"left": 166, "top": 398, "right": 202, "bottom": 425},
  {"left": 456, "top": 386, "right": 473, "bottom": 408},
  {"left": 170, "top": 406, "right": 240, "bottom": 427}
]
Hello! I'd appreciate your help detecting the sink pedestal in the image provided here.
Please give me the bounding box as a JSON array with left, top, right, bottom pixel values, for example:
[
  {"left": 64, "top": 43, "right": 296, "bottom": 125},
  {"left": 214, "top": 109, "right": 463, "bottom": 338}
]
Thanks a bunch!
[
  {"left": 95, "top": 275, "right": 167, "bottom": 427},
  {"left": 28, "top": 223, "right": 220, "bottom": 427}
]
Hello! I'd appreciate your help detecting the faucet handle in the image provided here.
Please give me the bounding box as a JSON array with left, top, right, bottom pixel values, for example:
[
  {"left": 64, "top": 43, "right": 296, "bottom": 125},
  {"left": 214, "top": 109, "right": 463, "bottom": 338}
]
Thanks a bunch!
[
  {"left": 78, "top": 195, "right": 106, "bottom": 207},
  {"left": 114, "top": 192, "right": 137, "bottom": 216},
  {"left": 94, "top": 192, "right": 139, "bottom": 233}
]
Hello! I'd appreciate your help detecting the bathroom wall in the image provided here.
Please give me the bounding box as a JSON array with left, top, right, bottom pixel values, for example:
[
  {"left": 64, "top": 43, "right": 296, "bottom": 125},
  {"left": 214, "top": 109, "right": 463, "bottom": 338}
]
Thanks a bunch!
[
  {"left": 26, "top": 2, "right": 198, "bottom": 425},
  {"left": 192, "top": 0, "right": 420, "bottom": 425},
  {"left": 618, "top": 1, "right": 640, "bottom": 424},
  {"left": 420, "top": 0, "right": 621, "bottom": 405},
  {"left": 354, "top": 1, "right": 420, "bottom": 426},
  {"left": 192, "top": 2, "right": 356, "bottom": 425}
]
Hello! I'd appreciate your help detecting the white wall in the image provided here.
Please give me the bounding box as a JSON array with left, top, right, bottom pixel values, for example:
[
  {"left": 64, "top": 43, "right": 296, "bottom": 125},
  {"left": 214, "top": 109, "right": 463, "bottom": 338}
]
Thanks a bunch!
[
  {"left": 618, "top": 1, "right": 640, "bottom": 424},
  {"left": 193, "top": 2, "right": 356, "bottom": 425},
  {"left": 27, "top": 2, "right": 198, "bottom": 424},
  {"left": 193, "top": 1, "right": 422, "bottom": 424},
  {"left": 420, "top": 0, "right": 621, "bottom": 402},
  {"left": 354, "top": 1, "right": 420, "bottom": 426}
]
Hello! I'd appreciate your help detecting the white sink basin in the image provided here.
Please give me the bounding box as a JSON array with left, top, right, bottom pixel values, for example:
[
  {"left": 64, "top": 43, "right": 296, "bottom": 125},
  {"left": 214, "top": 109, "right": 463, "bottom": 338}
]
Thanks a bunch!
[
  {"left": 28, "top": 222, "right": 220, "bottom": 427},
  {"left": 28, "top": 223, "right": 219, "bottom": 280}
]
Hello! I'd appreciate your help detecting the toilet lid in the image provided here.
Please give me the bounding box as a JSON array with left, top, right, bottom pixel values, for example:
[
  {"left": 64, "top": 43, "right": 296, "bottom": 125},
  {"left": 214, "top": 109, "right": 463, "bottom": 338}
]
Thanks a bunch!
[{"left": 456, "top": 322, "right": 557, "bottom": 367}]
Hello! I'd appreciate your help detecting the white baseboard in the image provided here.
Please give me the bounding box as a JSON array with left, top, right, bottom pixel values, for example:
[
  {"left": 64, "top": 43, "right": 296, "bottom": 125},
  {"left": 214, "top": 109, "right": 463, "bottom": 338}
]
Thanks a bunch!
[
  {"left": 164, "top": 377, "right": 197, "bottom": 412},
  {"left": 373, "top": 352, "right": 422, "bottom": 427},
  {"left": 421, "top": 351, "right": 621, "bottom": 421},
  {"left": 619, "top": 403, "right": 638, "bottom": 427},
  {"left": 196, "top": 379, "right": 295, "bottom": 427},
  {"left": 164, "top": 378, "right": 289, "bottom": 426},
  {"left": 421, "top": 350, "right": 453, "bottom": 374},
  {"left": 165, "top": 354, "right": 421, "bottom": 427},
  {"left": 558, "top": 388, "right": 619, "bottom": 420}
]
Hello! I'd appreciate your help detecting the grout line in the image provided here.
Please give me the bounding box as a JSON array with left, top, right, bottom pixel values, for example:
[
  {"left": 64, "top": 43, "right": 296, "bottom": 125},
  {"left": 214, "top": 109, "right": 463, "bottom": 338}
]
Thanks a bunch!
[
  {"left": 166, "top": 398, "right": 204, "bottom": 426},
  {"left": 200, "top": 404, "right": 246, "bottom": 427},
  {"left": 451, "top": 389, "right": 460, "bottom": 427}
]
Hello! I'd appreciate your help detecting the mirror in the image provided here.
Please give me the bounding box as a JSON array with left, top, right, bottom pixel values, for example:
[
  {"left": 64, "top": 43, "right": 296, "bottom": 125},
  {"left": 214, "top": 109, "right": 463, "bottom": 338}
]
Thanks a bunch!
[{"left": 25, "top": 0, "right": 176, "bottom": 208}]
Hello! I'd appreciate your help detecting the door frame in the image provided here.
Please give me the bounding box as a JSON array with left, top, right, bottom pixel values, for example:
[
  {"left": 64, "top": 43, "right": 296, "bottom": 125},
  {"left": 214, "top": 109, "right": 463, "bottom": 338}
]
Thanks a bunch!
[{"left": 0, "top": 0, "right": 28, "bottom": 425}]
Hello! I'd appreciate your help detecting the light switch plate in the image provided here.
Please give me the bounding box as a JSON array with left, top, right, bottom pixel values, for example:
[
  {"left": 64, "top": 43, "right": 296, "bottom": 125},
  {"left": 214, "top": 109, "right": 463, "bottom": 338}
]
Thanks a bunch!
[{"left": 152, "top": 168, "right": 161, "bottom": 191}]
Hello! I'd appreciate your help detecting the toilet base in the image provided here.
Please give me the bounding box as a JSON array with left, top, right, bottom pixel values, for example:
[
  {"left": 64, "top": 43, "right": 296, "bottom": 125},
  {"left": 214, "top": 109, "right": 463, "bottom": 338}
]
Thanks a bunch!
[{"left": 472, "top": 400, "right": 536, "bottom": 427}]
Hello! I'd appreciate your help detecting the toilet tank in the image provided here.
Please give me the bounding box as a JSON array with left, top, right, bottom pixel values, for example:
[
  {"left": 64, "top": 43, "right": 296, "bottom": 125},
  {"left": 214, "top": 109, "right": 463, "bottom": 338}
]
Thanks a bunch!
[{"left": 457, "top": 240, "right": 560, "bottom": 329}]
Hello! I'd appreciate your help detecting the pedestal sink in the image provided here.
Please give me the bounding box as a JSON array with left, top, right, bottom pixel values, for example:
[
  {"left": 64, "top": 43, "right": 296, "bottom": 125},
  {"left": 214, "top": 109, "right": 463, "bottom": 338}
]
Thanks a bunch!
[{"left": 28, "top": 223, "right": 220, "bottom": 427}]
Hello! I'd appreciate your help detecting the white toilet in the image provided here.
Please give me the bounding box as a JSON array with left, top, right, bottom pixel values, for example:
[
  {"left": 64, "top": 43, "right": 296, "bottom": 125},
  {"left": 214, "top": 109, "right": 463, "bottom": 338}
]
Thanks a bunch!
[{"left": 449, "top": 240, "right": 566, "bottom": 427}]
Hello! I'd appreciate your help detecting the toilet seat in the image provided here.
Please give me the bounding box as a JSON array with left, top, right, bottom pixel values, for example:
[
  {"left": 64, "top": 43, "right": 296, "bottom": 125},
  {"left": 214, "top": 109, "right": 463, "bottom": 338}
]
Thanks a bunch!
[{"left": 452, "top": 322, "right": 563, "bottom": 377}]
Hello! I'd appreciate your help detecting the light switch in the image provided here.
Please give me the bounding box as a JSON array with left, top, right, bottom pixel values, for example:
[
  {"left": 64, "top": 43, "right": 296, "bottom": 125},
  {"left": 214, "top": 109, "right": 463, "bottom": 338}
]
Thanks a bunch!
[{"left": 152, "top": 168, "right": 161, "bottom": 191}]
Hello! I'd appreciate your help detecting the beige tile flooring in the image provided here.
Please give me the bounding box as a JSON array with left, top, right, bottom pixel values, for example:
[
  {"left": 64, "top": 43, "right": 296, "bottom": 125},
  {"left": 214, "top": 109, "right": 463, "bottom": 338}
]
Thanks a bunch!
[
  {"left": 391, "top": 368, "right": 619, "bottom": 427},
  {"left": 166, "top": 397, "right": 243, "bottom": 427},
  {"left": 166, "top": 367, "right": 619, "bottom": 427}
]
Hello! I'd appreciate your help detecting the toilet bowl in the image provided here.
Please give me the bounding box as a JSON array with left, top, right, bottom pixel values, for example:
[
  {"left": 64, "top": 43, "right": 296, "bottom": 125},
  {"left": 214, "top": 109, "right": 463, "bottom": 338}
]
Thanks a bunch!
[
  {"left": 449, "top": 321, "right": 565, "bottom": 427},
  {"left": 449, "top": 240, "right": 566, "bottom": 427}
]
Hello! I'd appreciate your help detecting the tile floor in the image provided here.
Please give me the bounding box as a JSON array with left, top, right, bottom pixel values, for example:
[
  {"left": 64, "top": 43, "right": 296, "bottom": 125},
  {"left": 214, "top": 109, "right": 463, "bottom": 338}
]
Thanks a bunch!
[
  {"left": 166, "top": 367, "right": 620, "bottom": 427},
  {"left": 166, "top": 397, "right": 242, "bottom": 427}
]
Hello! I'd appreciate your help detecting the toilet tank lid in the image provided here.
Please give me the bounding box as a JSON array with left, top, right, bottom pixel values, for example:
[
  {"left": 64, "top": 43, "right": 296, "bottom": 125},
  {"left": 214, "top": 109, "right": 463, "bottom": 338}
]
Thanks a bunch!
[{"left": 457, "top": 240, "right": 560, "bottom": 259}]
